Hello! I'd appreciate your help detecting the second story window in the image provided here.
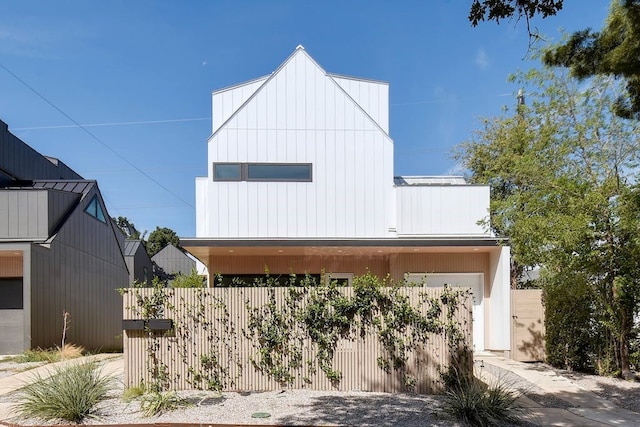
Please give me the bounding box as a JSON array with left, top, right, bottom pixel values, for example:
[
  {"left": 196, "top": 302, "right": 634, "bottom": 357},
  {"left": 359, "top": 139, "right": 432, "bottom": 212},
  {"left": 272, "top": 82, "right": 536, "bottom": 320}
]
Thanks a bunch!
[
  {"left": 213, "top": 163, "right": 241, "bottom": 181},
  {"left": 213, "top": 163, "right": 312, "bottom": 182},
  {"left": 84, "top": 195, "right": 107, "bottom": 223}
]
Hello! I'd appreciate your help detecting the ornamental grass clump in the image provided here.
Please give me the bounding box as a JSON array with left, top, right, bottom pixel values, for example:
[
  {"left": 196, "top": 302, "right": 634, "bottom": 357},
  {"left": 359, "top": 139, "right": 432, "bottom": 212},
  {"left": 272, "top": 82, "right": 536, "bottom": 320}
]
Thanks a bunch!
[
  {"left": 442, "top": 366, "right": 524, "bottom": 427},
  {"left": 139, "top": 390, "right": 189, "bottom": 416},
  {"left": 11, "top": 361, "right": 115, "bottom": 423}
]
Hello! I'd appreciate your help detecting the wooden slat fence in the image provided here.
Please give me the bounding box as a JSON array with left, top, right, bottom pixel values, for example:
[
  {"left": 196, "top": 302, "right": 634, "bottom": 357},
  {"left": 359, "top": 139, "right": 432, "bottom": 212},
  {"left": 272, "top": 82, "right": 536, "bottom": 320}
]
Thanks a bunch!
[{"left": 123, "top": 286, "right": 472, "bottom": 394}]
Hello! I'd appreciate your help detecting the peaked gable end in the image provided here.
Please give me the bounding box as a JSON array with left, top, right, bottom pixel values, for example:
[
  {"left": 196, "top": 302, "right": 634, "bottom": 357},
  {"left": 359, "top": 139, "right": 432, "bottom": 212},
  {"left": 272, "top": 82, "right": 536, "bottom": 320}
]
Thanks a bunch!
[
  {"left": 212, "top": 75, "right": 269, "bottom": 134},
  {"left": 210, "top": 47, "right": 391, "bottom": 142}
]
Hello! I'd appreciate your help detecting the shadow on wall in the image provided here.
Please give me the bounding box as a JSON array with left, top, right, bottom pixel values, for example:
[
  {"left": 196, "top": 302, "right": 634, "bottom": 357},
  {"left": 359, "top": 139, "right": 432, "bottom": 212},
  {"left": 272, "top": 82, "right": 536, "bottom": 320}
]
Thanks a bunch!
[{"left": 516, "top": 319, "right": 545, "bottom": 362}]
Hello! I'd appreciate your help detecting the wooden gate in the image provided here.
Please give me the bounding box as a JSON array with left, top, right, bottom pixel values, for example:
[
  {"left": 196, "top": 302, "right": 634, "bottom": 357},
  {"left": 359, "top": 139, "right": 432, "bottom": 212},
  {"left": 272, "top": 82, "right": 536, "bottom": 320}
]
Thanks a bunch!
[{"left": 511, "top": 289, "right": 545, "bottom": 362}]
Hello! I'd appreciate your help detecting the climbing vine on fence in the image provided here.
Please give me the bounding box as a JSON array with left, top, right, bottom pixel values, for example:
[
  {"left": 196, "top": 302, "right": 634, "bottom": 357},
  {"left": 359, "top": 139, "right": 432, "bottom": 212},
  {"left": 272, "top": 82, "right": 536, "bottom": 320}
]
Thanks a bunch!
[{"left": 122, "top": 272, "right": 472, "bottom": 393}]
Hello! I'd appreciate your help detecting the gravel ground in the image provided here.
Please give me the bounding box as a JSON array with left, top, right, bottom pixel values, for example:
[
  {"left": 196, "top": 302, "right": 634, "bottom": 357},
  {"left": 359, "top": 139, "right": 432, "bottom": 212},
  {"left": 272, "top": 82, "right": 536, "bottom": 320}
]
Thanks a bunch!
[
  {"left": 555, "top": 367, "right": 640, "bottom": 413},
  {"left": 1, "top": 356, "right": 638, "bottom": 426},
  {"left": 0, "top": 360, "right": 460, "bottom": 426}
]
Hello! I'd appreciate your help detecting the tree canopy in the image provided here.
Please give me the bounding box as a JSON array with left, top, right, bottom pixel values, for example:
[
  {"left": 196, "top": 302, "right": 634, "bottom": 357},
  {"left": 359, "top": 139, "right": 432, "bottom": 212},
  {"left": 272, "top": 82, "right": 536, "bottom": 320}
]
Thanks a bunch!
[
  {"left": 455, "top": 52, "right": 640, "bottom": 377},
  {"left": 146, "top": 226, "right": 181, "bottom": 257},
  {"left": 469, "top": 0, "right": 564, "bottom": 30},
  {"left": 543, "top": 0, "right": 640, "bottom": 119},
  {"left": 113, "top": 216, "right": 145, "bottom": 240},
  {"left": 470, "top": 0, "right": 640, "bottom": 119}
]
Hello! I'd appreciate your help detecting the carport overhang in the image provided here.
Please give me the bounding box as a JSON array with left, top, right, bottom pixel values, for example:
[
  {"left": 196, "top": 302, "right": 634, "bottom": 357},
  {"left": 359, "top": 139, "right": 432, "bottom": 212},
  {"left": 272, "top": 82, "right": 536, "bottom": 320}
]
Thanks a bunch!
[{"left": 182, "top": 237, "right": 508, "bottom": 259}]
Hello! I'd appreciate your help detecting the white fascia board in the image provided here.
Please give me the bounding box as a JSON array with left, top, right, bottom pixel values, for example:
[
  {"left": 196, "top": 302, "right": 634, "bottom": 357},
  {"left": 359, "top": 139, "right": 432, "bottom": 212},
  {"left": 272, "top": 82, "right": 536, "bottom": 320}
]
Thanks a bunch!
[
  {"left": 211, "top": 75, "right": 271, "bottom": 96},
  {"left": 327, "top": 72, "right": 389, "bottom": 85}
]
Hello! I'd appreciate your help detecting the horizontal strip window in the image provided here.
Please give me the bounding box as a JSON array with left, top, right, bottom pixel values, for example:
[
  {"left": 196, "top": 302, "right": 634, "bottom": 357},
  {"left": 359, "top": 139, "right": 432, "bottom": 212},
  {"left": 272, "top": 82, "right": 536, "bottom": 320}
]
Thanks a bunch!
[
  {"left": 213, "top": 163, "right": 241, "bottom": 181},
  {"left": 213, "top": 163, "right": 312, "bottom": 182}
]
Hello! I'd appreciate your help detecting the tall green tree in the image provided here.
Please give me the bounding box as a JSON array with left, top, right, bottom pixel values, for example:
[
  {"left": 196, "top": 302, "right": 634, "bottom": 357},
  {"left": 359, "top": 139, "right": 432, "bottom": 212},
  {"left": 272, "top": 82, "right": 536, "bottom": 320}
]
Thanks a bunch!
[
  {"left": 146, "top": 226, "right": 181, "bottom": 257},
  {"left": 469, "top": 0, "right": 564, "bottom": 32},
  {"left": 112, "top": 216, "right": 145, "bottom": 240},
  {"left": 469, "top": 1, "right": 640, "bottom": 120},
  {"left": 544, "top": 1, "right": 640, "bottom": 119},
  {"left": 455, "top": 54, "right": 640, "bottom": 377}
]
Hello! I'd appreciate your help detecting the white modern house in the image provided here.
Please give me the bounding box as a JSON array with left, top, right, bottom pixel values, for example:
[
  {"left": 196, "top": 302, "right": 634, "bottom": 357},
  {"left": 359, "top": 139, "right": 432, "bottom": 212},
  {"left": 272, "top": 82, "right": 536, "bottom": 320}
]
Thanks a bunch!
[{"left": 183, "top": 46, "right": 511, "bottom": 354}]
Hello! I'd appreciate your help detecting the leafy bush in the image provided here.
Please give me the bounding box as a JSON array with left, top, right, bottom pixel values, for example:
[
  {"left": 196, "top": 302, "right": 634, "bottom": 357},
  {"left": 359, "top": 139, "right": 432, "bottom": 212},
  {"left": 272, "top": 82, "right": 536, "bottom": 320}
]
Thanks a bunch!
[
  {"left": 442, "top": 367, "right": 524, "bottom": 427},
  {"left": 11, "top": 361, "right": 115, "bottom": 423},
  {"left": 139, "top": 391, "right": 189, "bottom": 416},
  {"left": 171, "top": 269, "right": 206, "bottom": 288},
  {"left": 543, "top": 273, "right": 604, "bottom": 372}
]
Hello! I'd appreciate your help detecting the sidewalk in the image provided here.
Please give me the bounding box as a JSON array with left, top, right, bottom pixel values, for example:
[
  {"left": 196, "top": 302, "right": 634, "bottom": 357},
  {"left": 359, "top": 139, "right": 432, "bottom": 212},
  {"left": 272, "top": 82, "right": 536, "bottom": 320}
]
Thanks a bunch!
[
  {"left": 0, "top": 354, "right": 123, "bottom": 422},
  {"left": 478, "top": 355, "right": 640, "bottom": 426}
]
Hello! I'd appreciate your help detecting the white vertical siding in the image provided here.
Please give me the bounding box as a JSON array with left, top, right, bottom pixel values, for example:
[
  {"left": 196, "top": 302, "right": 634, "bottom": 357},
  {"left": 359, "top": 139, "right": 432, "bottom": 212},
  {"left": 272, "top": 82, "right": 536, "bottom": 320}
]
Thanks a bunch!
[
  {"left": 331, "top": 76, "right": 389, "bottom": 133},
  {"left": 195, "top": 177, "right": 208, "bottom": 236},
  {"left": 396, "top": 185, "right": 490, "bottom": 236},
  {"left": 198, "top": 48, "right": 395, "bottom": 238},
  {"left": 212, "top": 76, "right": 268, "bottom": 134}
]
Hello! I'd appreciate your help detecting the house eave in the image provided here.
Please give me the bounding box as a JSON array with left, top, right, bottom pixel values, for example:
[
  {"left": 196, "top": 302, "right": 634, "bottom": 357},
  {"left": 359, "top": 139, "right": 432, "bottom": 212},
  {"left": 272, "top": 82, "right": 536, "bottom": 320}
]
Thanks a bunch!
[{"left": 182, "top": 237, "right": 506, "bottom": 248}]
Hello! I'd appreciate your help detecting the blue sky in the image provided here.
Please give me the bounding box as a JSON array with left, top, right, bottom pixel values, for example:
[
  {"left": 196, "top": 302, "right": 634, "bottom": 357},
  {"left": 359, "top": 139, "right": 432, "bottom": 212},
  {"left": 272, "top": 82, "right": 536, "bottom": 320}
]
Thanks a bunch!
[{"left": 0, "top": 1, "right": 611, "bottom": 238}]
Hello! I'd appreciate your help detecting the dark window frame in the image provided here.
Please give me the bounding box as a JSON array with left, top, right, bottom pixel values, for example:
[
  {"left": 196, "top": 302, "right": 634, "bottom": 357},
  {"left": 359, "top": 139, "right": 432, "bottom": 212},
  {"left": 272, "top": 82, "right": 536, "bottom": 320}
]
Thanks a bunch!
[
  {"left": 212, "top": 162, "right": 313, "bottom": 182},
  {"left": 84, "top": 195, "right": 107, "bottom": 223},
  {"left": 213, "top": 163, "right": 242, "bottom": 181}
]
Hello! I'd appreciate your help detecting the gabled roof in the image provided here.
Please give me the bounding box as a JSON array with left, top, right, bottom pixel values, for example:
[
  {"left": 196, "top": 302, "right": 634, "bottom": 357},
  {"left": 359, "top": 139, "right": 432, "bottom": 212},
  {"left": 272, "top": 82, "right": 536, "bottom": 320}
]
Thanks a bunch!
[
  {"left": 124, "top": 239, "right": 144, "bottom": 257},
  {"left": 0, "top": 179, "right": 99, "bottom": 242},
  {"left": 151, "top": 243, "right": 186, "bottom": 260},
  {"left": 3, "top": 179, "right": 96, "bottom": 195},
  {"left": 32, "top": 180, "right": 95, "bottom": 195},
  {"left": 208, "top": 45, "right": 391, "bottom": 141}
]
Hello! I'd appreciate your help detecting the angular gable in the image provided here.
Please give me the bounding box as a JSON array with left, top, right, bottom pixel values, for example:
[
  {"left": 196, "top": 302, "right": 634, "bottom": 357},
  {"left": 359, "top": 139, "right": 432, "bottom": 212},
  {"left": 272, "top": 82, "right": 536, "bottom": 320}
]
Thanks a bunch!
[
  {"left": 330, "top": 74, "right": 389, "bottom": 133},
  {"left": 212, "top": 75, "right": 269, "bottom": 134},
  {"left": 210, "top": 46, "right": 391, "bottom": 142}
]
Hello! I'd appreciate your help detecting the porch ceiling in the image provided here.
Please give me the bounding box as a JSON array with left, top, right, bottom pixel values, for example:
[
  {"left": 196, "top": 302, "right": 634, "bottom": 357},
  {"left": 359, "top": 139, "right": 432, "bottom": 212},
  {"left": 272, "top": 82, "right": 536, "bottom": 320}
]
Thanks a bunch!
[{"left": 182, "top": 237, "right": 505, "bottom": 259}]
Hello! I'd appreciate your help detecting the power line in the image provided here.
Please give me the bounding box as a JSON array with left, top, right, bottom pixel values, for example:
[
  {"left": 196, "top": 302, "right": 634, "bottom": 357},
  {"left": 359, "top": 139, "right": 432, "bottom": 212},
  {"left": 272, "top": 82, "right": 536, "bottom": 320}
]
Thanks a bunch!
[
  {"left": 7, "top": 93, "right": 519, "bottom": 131},
  {"left": 0, "top": 62, "right": 194, "bottom": 209},
  {"left": 390, "top": 93, "right": 514, "bottom": 107},
  {"left": 12, "top": 117, "right": 210, "bottom": 131}
]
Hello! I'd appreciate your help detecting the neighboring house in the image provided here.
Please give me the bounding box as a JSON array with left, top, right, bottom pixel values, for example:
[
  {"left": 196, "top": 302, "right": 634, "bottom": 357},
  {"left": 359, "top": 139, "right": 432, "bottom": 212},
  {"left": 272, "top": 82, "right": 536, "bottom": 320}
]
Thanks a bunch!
[
  {"left": 151, "top": 244, "right": 206, "bottom": 283},
  {"left": 0, "top": 119, "right": 128, "bottom": 354},
  {"left": 182, "top": 46, "right": 511, "bottom": 355},
  {"left": 124, "top": 239, "right": 153, "bottom": 286}
]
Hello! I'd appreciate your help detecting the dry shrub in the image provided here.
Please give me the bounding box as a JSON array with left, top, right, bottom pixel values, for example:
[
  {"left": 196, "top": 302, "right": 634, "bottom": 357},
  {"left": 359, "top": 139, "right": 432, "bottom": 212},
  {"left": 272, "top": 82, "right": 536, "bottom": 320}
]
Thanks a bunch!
[{"left": 57, "top": 343, "right": 85, "bottom": 360}]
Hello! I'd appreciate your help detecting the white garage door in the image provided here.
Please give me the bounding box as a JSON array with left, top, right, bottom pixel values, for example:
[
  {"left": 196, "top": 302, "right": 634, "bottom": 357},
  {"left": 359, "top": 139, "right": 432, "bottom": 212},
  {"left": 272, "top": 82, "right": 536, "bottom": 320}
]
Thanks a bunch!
[{"left": 406, "top": 273, "right": 484, "bottom": 352}]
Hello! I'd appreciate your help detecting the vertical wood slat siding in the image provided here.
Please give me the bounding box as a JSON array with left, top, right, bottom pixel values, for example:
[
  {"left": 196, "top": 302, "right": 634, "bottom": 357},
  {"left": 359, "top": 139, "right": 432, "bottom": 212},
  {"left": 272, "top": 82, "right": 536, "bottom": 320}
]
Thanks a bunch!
[
  {"left": 207, "top": 255, "right": 390, "bottom": 280},
  {"left": 511, "top": 289, "right": 545, "bottom": 362},
  {"left": 0, "top": 254, "right": 23, "bottom": 277},
  {"left": 123, "top": 287, "right": 472, "bottom": 394},
  {"left": 390, "top": 253, "right": 490, "bottom": 297}
]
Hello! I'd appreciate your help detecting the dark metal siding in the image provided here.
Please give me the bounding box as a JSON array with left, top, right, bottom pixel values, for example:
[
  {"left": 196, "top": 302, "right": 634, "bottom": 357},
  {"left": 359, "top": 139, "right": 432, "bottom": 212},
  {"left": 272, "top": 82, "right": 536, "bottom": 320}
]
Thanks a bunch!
[
  {"left": 29, "top": 187, "right": 128, "bottom": 351},
  {"left": 0, "top": 190, "right": 79, "bottom": 240},
  {"left": 0, "top": 120, "right": 83, "bottom": 181},
  {"left": 124, "top": 241, "right": 153, "bottom": 286},
  {"left": 152, "top": 245, "right": 195, "bottom": 278}
]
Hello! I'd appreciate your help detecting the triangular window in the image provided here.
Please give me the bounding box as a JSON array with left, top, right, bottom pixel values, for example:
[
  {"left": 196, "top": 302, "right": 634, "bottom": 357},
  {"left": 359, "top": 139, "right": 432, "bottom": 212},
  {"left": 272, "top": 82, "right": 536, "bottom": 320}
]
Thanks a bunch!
[{"left": 84, "top": 195, "right": 106, "bottom": 223}]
